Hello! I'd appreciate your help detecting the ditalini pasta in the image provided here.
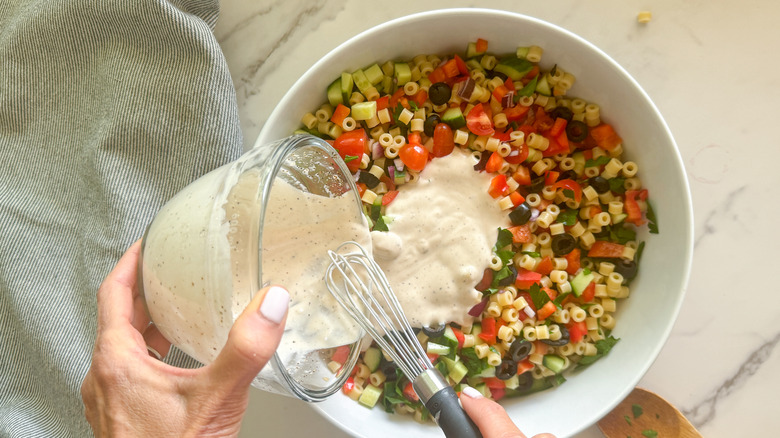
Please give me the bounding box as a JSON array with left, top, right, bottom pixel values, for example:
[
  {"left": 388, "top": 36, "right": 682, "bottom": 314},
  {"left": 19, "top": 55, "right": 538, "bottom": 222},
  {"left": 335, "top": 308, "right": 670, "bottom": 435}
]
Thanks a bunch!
[{"left": 302, "top": 38, "right": 657, "bottom": 419}]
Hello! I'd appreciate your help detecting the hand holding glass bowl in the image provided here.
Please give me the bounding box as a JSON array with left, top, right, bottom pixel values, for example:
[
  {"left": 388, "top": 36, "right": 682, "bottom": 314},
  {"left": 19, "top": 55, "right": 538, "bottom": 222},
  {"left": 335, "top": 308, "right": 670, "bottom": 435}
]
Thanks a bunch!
[
  {"left": 138, "top": 134, "right": 371, "bottom": 401},
  {"left": 253, "top": 8, "right": 693, "bottom": 438}
]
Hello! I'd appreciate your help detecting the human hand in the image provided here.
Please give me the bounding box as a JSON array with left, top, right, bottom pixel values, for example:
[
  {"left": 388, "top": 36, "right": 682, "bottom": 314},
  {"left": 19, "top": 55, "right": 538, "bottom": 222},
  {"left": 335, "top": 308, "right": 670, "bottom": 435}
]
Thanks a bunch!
[
  {"left": 81, "top": 240, "right": 290, "bottom": 437},
  {"left": 460, "top": 386, "right": 557, "bottom": 438}
]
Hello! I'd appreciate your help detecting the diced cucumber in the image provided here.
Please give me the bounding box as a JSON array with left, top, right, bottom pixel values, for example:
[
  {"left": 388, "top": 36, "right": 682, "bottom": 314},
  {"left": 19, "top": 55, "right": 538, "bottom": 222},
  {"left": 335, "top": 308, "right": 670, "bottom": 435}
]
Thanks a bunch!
[
  {"left": 358, "top": 384, "right": 383, "bottom": 408},
  {"left": 340, "top": 72, "right": 354, "bottom": 102},
  {"left": 363, "top": 63, "right": 384, "bottom": 85},
  {"left": 363, "top": 347, "right": 382, "bottom": 372},
  {"left": 571, "top": 269, "right": 595, "bottom": 296},
  {"left": 493, "top": 57, "right": 534, "bottom": 80},
  {"left": 474, "top": 383, "right": 490, "bottom": 398},
  {"left": 535, "top": 75, "right": 551, "bottom": 96},
  {"left": 612, "top": 213, "right": 628, "bottom": 224},
  {"left": 327, "top": 77, "right": 343, "bottom": 107},
  {"left": 426, "top": 341, "right": 451, "bottom": 356},
  {"left": 465, "top": 42, "right": 482, "bottom": 59},
  {"left": 465, "top": 58, "right": 483, "bottom": 72},
  {"left": 394, "top": 62, "right": 412, "bottom": 85},
  {"left": 442, "top": 326, "right": 459, "bottom": 348},
  {"left": 516, "top": 46, "right": 530, "bottom": 59},
  {"left": 469, "top": 322, "right": 482, "bottom": 336},
  {"left": 448, "top": 360, "right": 469, "bottom": 384},
  {"left": 351, "top": 101, "right": 376, "bottom": 121},
  {"left": 352, "top": 69, "right": 372, "bottom": 94},
  {"left": 441, "top": 107, "right": 466, "bottom": 130},
  {"left": 542, "top": 354, "right": 566, "bottom": 374},
  {"left": 380, "top": 75, "right": 393, "bottom": 94}
]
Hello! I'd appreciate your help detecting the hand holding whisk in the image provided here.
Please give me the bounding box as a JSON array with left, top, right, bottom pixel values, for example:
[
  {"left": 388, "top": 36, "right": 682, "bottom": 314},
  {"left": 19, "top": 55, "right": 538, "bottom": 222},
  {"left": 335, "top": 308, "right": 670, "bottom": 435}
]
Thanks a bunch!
[{"left": 325, "top": 241, "right": 482, "bottom": 438}]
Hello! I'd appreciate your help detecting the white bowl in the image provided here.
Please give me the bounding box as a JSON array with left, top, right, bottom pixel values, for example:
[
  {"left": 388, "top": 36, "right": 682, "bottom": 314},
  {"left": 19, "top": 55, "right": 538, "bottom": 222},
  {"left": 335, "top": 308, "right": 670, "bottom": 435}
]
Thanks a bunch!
[{"left": 256, "top": 8, "right": 693, "bottom": 438}]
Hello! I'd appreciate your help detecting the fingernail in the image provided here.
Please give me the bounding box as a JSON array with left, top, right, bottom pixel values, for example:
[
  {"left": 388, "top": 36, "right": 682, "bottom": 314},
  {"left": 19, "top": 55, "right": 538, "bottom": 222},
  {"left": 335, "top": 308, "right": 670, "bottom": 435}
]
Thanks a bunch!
[
  {"left": 462, "top": 385, "right": 483, "bottom": 399},
  {"left": 258, "top": 286, "right": 289, "bottom": 324}
]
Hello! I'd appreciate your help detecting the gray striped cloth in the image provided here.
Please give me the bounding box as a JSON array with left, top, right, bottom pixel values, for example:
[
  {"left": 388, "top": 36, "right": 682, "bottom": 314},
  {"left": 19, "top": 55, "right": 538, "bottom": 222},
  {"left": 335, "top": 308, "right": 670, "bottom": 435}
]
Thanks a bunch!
[{"left": 0, "top": 0, "right": 244, "bottom": 436}]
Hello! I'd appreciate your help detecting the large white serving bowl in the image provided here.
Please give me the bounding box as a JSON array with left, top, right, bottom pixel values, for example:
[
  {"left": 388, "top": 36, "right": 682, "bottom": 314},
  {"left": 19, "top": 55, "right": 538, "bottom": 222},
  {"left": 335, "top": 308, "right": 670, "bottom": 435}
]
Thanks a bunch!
[{"left": 255, "top": 8, "right": 693, "bottom": 438}]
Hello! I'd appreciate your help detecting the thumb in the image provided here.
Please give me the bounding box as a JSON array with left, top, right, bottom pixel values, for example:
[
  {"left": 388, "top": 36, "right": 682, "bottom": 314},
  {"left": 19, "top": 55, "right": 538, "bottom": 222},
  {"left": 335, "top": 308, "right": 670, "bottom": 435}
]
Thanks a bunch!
[
  {"left": 206, "top": 285, "right": 290, "bottom": 391},
  {"left": 460, "top": 386, "right": 527, "bottom": 438}
]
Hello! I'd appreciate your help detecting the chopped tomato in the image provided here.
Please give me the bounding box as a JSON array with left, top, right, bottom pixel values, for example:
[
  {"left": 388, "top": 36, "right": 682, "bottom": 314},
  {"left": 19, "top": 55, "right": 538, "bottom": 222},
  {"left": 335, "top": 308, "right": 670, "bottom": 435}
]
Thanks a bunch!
[
  {"left": 330, "top": 103, "right": 350, "bottom": 127},
  {"left": 555, "top": 129, "right": 570, "bottom": 150},
  {"left": 411, "top": 89, "right": 428, "bottom": 108},
  {"left": 490, "top": 387, "right": 506, "bottom": 401},
  {"left": 488, "top": 174, "right": 510, "bottom": 198},
  {"left": 427, "top": 352, "right": 439, "bottom": 363},
  {"left": 466, "top": 103, "right": 495, "bottom": 136},
  {"left": 485, "top": 151, "right": 504, "bottom": 173},
  {"left": 624, "top": 190, "right": 646, "bottom": 225},
  {"left": 552, "top": 179, "right": 582, "bottom": 203},
  {"left": 492, "top": 84, "right": 510, "bottom": 102},
  {"left": 356, "top": 182, "right": 367, "bottom": 197},
  {"left": 427, "top": 66, "right": 447, "bottom": 84},
  {"left": 503, "top": 104, "right": 531, "bottom": 122},
  {"left": 550, "top": 117, "right": 568, "bottom": 137},
  {"left": 564, "top": 248, "right": 581, "bottom": 275},
  {"left": 515, "top": 269, "right": 542, "bottom": 289},
  {"left": 581, "top": 281, "right": 596, "bottom": 302},
  {"left": 508, "top": 224, "right": 533, "bottom": 244},
  {"left": 522, "top": 65, "right": 540, "bottom": 82},
  {"left": 532, "top": 107, "right": 554, "bottom": 131},
  {"left": 451, "top": 326, "right": 465, "bottom": 349},
  {"left": 567, "top": 320, "right": 588, "bottom": 343},
  {"left": 441, "top": 58, "right": 460, "bottom": 78},
  {"left": 483, "top": 377, "right": 507, "bottom": 389},
  {"left": 542, "top": 134, "right": 569, "bottom": 157},
  {"left": 331, "top": 345, "right": 350, "bottom": 365},
  {"left": 535, "top": 256, "right": 553, "bottom": 276},
  {"left": 403, "top": 381, "right": 419, "bottom": 402},
  {"left": 398, "top": 142, "right": 428, "bottom": 171},
  {"left": 454, "top": 54, "right": 469, "bottom": 75},
  {"left": 388, "top": 87, "right": 406, "bottom": 108},
  {"left": 475, "top": 38, "right": 488, "bottom": 53},
  {"left": 375, "top": 95, "right": 389, "bottom": 111},
  {"left": 587, "top": 241, "right": 626, "bottom": 258},
  {"left": 504, "top": 144, "right": 529, "bottom": 164},
  {"left": 533, "top": 341, "right": 549, "bottom": 356},
  {"left": 537, "top": 301, "right": 556, "bottom": 321},
  {"left": 382, "top": 190, "right": 399, "bottom": 206},
  {"left": 432, "top": 123, "right": 455, "bottom": 157},
  {"left": 333, "top": 129, "right": 367, "bottom": 172},
  {"left": 511, "top": 165, "right": 532, "bottom": 185},
  {"left": 590, "top": 123, "right": 622, "bottom": 150}
]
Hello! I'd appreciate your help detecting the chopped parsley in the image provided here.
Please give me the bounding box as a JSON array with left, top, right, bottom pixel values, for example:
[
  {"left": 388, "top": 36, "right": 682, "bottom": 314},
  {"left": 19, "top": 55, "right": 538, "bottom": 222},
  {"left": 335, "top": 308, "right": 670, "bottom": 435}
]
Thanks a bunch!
[
  {"left": 632, "top": 403, "right": 644, "bottom": 418},
  {"left": 556, "top": 208, "right": 578, "bottom": 225},
  {"left": 624, "top": 415, "right": 632, "bottom": 425},
  {"left": 576, "top": 335, "right": 620, "bottom": 368},
  {"left": 646, "top": 200, "right": 659, "bottom": 234},
  {"left": 585, "top": 155, "right": 611, "bottom": 167},
  {"left": 344, "top": 155, "right": 359, "bottom": 162},
  {"left": 608, "top": 177, "right": 627, "bottom": 194},
  {"left": 528, "top": 283, "right": 551, "bottom": 310},
  {"left": 642, "top": 430, "right": 658, "bottom": 438}
]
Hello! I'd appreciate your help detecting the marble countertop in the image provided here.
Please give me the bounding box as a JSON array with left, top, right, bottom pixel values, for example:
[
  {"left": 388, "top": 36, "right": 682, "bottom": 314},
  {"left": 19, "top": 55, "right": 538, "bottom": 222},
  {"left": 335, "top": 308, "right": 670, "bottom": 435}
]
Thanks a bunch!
[{"left": 214, "top": 1, "right": 779, "bottom": 436}]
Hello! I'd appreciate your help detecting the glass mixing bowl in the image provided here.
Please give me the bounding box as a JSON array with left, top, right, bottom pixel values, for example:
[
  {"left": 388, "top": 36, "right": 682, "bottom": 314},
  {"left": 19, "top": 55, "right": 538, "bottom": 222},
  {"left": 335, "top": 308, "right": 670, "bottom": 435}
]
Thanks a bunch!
[{"left": 139, "top": 134, "right": 369, "bottom": 401}]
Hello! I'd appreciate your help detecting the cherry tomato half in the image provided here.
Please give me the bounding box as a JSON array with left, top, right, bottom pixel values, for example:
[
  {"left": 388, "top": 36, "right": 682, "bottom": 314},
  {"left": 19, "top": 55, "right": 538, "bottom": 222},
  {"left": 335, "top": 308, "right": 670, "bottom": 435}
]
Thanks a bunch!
[
  {"left": 332, "top": 129, "right": 367, "bottom": 172},
  {"left": 432, "top": 123, "right": 455, "bottom": 157},
  {"left": 399, "top": 142, "right": 429, "bottom": 171},
  {"left": 466, "top": 103, "right": 494, "bottom": 136}
]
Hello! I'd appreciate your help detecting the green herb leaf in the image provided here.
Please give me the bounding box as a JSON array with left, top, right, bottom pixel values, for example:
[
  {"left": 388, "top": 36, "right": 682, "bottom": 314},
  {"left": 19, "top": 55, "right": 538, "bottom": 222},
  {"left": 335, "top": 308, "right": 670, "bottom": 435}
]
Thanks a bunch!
[
  {"left": 575, "top": 335, "right": 620, "bottom": 367},
  {"left": 556, "top": 209, "right": 578, "bottom": 226},
  {"left": 490, "top": 265, "right": 512, "bottom": 288},
  {"left": 646, "top": 200, "right": 659, "bottom": 234},
  {"left": 632, "top": 404, "right": 644, "bottom": 418},
  {"left": 624, "top": 415, "right": 632, "bottom": 426},
  {"left": 373, "top": 215, "right": 389, "bottom": 232},
  {"left": 344, "top": 155, "right": 359, "bottom": 162},
  {"left": 562, "top": 188, "right": 575, "bottom": 199},
  {"left": 459, "top": 347, "right": 490, "bottom": 375},
  {"left": 608, "top": 177, "right": 626, "bottom": 194},
  {"left": 609, "top": 222, "right": 637, "bottom": 244},
  {"left": 494, "top": 228, "right": 514, "bottom": 252},
  {"left": 522, "top": 251, "right": 541, "bottom": 258},
  {"left": 553, "top": 292, "right": 571, "bottom": 309},
  {"left": 641, "top": 430, "right": 658, "bottom": 438},
  {"left": 496, "top": 249, "right": 514, "bottom": 265},
  {"left": 585, "top": 156, "right": 611, "bottom": 167},
  {"left": 409, "top": 101, "right": 419, "bottom": 111},
  {"left": 635, "top": 241, "right": 645, "bottom": 264},
  {"left": 528, "top": 283, "right": 550, "bottom": 310}
]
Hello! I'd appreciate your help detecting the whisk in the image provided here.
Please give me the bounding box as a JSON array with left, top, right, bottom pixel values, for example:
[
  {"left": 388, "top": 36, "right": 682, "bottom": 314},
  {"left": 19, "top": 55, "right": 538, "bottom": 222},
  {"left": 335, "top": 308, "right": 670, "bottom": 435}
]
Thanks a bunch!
[{"left": 325, "top": 241, "right": 482, "bottom": 438}]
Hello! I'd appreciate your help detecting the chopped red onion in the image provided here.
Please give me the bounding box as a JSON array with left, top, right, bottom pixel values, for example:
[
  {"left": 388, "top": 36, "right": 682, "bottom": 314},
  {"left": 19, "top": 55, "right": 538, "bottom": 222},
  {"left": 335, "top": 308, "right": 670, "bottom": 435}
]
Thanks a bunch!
[
  {"left": 501, "top": 92, "right": 515, "bottom": 108},
  {"left": 372, "top": 141, "right": 384, "bottom": 160},
  {"left": 458, "top": 77, "right": 475, "bottom": 100},
  {"left": 394, "top": 158, "right": 404, "bottom": 171},
  {"left": 523, "top": 306, "right": 535, "bottom": 318},
  {"left": 387, "top": 166, "right": 395, "bottom": 180},
  {"left": 468, "top": 296, "right": 490, "bottom": 317}
]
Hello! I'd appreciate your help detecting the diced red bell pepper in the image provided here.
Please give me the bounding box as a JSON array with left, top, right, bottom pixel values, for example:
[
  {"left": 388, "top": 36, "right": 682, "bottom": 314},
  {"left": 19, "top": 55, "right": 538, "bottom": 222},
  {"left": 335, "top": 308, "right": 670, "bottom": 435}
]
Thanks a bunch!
[
  {"left": 330, "top": 103, "right": 351, "bottom": 127},
  {"left": 375, "top": 95, "right": 390, "bottom": 111},
  {"left": 553, "top": 179, "right": 583, "bottom": 203},
  {"left": 564, "top": 248, "right": 581, "bottom": 275},
  {"left": 488, "top": 174, "right": 510, "bottom": 199},
  {"left": 441, "top": 58, "right": 461, "bottom": 78},
  {"left": 478, "top": 317, "right": 497, "bottom": 344},
  {"left": 508, "top": 224, "right": 533, "bottom": 244},
  {"left": 454, "top": 54, "right": 469, "bottom": 76},
  {"left": 517, "top": 359, "right": 534, "bottom": 375},
  {"left": 411, "top": 89, "right": 428, "bottom": 108},
  {"left": 532, "top": 107, "right": 554, "bottom": 131},
  {"left": 503, "top": 104, "right": 531, "bottom": 122},
  {"left": 356, "top": 182, "right": 367, "bottom": 197},
  {"left": 475, "top": 38, "right": 488, "bottom": 53},
  {"left": 587, "top": 241, "right": 626, "bottom": 258},
  {"left": 451, "top": 326, "right": 465, "bottom": 349},
  {"left": 536, "top": 301, "right": 556, "bottom": 321},
  {"left": 590, "top": 123, "right": 622, "bottom": 151},
  {"left": 492, "top": 84, "right": 510, "bottom": 102},
  {"left": 483, "top": 377, "right": 507, "bottom": 389},
  {"left": 509, "top": 191, "right": 525, "bottom": 207},
  {"left": 403, "top": 381, "right": 419, "bottom": 402},
  {"left": 523, "top": 65, "right": 540, "bottom": 82},
  {"left": 624, "top": 190, "right": 646, "bottom": 225},
  {"left": 544, "top": 170, "right": 560, "bottom": 186},
  {"left": 428, "top": 66, "right": 447, "bottom": 84},
  {"left": 382, "top": 190, "right": 399, "bottom": 206},
  {"left": 485, "top": 151, "right": 504, "bottom": 173},
  {"left": 515, "top": 269, "right": 542, "bottom": 289},
  {"left": 542, "top": 134, "right": 569, "bottom": 157},
  {"left": 550, "top": 117, "right": 568, "bottom": 137},
  {"left": 567, "top": 320, "right": 588, "bottom": 343}
]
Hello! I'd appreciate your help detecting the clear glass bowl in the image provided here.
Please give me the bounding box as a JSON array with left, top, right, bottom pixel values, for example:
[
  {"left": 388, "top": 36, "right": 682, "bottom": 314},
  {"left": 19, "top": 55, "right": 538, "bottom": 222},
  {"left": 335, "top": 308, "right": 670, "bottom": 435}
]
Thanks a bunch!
[{"left": 139, "top": 134, "right": 368, "bottom": 401}]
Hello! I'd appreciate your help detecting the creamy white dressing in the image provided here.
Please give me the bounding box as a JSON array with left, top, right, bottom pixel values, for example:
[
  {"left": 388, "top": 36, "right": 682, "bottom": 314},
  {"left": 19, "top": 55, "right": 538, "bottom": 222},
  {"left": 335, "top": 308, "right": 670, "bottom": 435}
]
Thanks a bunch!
[
  {"left": 372, "top": 148, "right": 507, "bottom": 328},
  {"left": 142, "top": 166, "right": 369, "bottom": 367}
]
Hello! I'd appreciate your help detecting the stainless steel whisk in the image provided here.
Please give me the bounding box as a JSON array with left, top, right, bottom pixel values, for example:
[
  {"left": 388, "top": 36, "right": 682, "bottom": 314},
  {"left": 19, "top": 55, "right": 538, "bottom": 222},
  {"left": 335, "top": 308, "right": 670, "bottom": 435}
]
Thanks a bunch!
[{"left": 325, "top": 241, "right": 482, "bottom": 438}]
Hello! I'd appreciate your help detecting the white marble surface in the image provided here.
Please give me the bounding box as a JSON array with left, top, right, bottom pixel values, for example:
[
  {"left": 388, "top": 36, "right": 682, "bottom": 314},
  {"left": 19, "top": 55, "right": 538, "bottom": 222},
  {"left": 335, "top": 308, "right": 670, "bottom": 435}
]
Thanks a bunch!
[{"left": 214, "top": 1, "right": 780, "bottom": 436}]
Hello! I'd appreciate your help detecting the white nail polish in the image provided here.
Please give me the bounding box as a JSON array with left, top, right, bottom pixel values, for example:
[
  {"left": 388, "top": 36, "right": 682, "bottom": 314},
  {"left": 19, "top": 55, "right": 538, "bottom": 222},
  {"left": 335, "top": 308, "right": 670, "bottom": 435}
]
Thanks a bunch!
[
  {"left": 259, "top": 286, "right": 289, "bottom": 324},
  {"left": 462, "top": 385, "right": 484, "bottom": 399}
]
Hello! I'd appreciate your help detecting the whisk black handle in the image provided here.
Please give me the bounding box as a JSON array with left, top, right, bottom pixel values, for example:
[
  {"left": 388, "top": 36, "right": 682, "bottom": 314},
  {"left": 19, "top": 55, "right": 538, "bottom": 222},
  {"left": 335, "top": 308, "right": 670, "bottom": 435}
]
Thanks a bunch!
[{"left": 426, "top": 386, "right": 483, "bottom": 438}]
